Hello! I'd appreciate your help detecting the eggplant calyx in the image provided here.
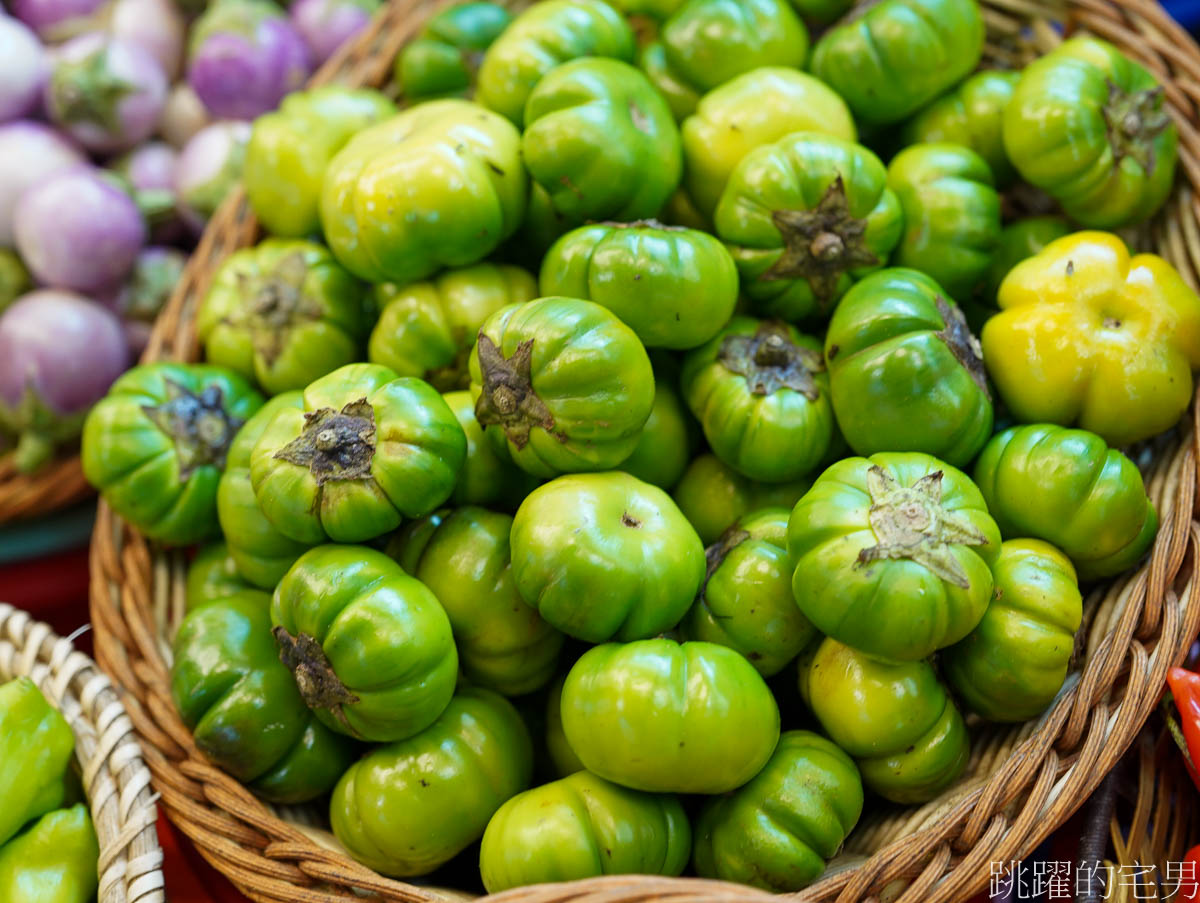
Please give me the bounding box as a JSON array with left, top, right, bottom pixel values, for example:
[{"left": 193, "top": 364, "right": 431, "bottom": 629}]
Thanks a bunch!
[
  {"left": 473, "top": 333, "right": 560, "bottom": 449},
  {"left": 273, "top": 626, "right": 360, "bottom": 734},
  {"left": 241, "top": 252, "right": 322, "bottom": 367},
  {"left": 934, "top": 296, "right": 990, "bottom": 398},
  {"left": 14, "top": 432, "right": 55, "bottom": 475},
  {"left": 718, "top": 321, "right": 824, "bottom": 400},
  {"left": 52, "top": 47, "right": 135, "bottom": 132},
  {"left": 759, "top": 175, "right": 879, "bottom": 307},
  {"left": 1103, "top": 79, "right": 1171, "bottom": 175},
  {"left": 856, "top": 466, "right": 988, "bottom": 588},
  {"left": 142, "top": 379, "right": 243, "bottom": 478},
  {"left": 272, "top": 399, "right": 376, "bottom": 485},
  {"left": 2, "top": 384, "right": 89, "bottom": 473}
]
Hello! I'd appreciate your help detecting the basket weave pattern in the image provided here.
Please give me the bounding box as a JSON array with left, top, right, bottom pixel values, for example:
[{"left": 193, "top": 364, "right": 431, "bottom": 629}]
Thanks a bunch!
[
  {"left": 0, "top": 602, "right": 164, "bottom": 903},
  {"left": 89, "top": 0, "right": 1200, "bottom": 901},
  {"left": 0, "top": 454, "right": 92, "bottom": 525}
]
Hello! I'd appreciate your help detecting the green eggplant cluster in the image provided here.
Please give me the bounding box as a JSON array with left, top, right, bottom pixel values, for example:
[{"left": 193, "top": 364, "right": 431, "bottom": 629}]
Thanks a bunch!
[
  {"left": 245, "top": 86, "right": 397, "bottom": 238},
  {"left": 395, "top": 2, "right": 514, "bottom": 102},
  {"left": 73, "top": 0, "right": 1200, "bottom": 894},
  {"left": 639, "top": 0, "right": 810, "bottom": 121},
  {"left": 368, "top": 263, "right": 537, "bottom": 390},
  {"left": 391, "top": 506, "right": 564, "bottom": 695}
]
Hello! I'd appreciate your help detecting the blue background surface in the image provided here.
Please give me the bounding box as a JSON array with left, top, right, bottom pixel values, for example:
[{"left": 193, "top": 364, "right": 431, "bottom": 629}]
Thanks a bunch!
[{"left": 1166, "top": 0, "right": 1200, "bottom": 29}]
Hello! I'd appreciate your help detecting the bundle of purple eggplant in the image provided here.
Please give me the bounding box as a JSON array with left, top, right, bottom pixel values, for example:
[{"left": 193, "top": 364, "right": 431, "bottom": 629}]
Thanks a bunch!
[{"left": 0, "top": 0, "right": 376, "bottom": 474}]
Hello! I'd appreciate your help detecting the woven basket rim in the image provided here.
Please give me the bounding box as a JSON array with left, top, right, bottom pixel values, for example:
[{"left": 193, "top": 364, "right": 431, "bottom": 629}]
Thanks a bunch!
[
  {"left": 87, "top": 0, "right": 1200, "bottom": 900},
  {"left": 0, "top": 601, "right": 164, "bottom": 903}
]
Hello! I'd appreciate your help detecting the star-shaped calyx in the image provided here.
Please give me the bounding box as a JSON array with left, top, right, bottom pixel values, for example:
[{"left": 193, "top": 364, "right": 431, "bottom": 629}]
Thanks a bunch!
[
  {"left": 718, "top": 321, "right": 825, "bottom": 400},
  {"left": 473, "top": 334, "right": 560, "bottom": 449},
  {"left": 235, "top": 251, "right": 323, "bottom": 367},
  {"left": 141, "top": 379, "right": 243, "bottom": 478},
  {"left": 855, "top": 466, "right": 988, "bottom": 588},
  {"left": 759, "top": 175, "right": 879, "bottom": 307},
  {"left": 272, "top": 399, "right": 376, "bottom": 485},
  {"left": 273, "top": 627, "right": 360, "bottom": 734},
  {"left": 1103, "top": 78, "right": 1172, "bottom": 175},
  {"left": 51, "top": 47, "right": 134, "bottom": 131}
]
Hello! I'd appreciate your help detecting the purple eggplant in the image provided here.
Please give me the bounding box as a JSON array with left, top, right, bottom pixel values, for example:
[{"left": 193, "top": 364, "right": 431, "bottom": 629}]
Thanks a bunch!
[
  {"left": 45, "top": 33, "right": 168, "bottom": 153},
  {"left": 0, "top": 17, "right": 47, "bottom": 123},
  {"left": 111, "top": 141, "right": 182, "bottom": 241},
  {"left": 160, "top": 82, "right": 210, "bottom": 149},
  {"left": 175, "top": 119, "right": 249, "bottom": 233},
  {"left": 187, "top": 0, "right": 310, "bottom": 120},
  {"left": 0, "top": 289, "right": 129, "bottom": 472},
  {"left": 103, "top": 0, "right": 185, "bottom": 79},
  {"left": 112, "top": 140, "right": 176, "bottom": 198},
  {"left": 0, "top": 120, "right": 85, "bottom": 248},
  {"left": 15, "top": 166, "right": 146, "bottom": 293},
  {"left": 289, "top": 0, "right": 377, "bottom": 66},
  {"left": 10, "top": 0, "right": 105, "bottom": 39}
]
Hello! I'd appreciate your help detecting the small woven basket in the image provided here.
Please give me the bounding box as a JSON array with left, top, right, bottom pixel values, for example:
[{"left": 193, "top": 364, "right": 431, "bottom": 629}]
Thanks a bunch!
[
  {"left": 0, "top": 602, "right": 163, "bottom": 903},
  {"left": 88, "top": 0, "right": 1200, "bottom": 901}
]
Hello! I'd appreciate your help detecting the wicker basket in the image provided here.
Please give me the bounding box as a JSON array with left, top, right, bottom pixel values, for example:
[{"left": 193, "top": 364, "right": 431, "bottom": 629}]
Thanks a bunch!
[
  {"left": 0, "top": 602, "right": 163, "bottom": 903},
  {"left": 88, "top": 0, "right": 1200, "bottom": 901},
  {"left": 0, "top": 453, "right": 93, "bottom": 526}
]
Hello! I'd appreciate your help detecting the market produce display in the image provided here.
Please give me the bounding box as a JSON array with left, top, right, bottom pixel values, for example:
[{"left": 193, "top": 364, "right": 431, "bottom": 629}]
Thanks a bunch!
[
  {"left": 639, "top": 0, "right": 810, "bottom": 121},
  {"left": 679, "top": 66, "right": 855, "bottom": 219},
  {"left": 0, "top": 0, "right": 377, "bottom": 477},
  {"left": 0, "top": 678, "right": 98, "bottom": 903},
  {"left": 76, "top": 0, "right": 1200, "bottom": 895}
]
